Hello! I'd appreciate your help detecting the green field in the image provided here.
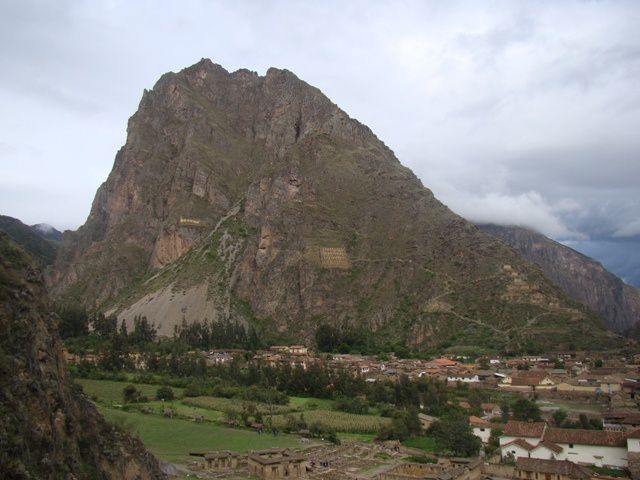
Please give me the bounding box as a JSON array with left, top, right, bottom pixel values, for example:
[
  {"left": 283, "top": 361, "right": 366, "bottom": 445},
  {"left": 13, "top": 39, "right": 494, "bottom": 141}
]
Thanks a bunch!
[
  {"left": 272, "top": 409, "right": 391, "bottom": 434},
  {"left": 337, "top": 432, "right": 377, "bottom": 443},
  {"left": 289, "top": 396, "right": 335, "bottom": 410},
  {"left": 128, "top": 400, "right": 224, "bottom": 422},
  {"left": 401, "top": 436, "right": 437, "bottom": 452},
  {"left": 76, "top": 378, "right": 185, "bottom": 404},
  {"left": 80, "top": 379, "right": 391, "bottom": 437},
  {"left": 99, "top": 406, "right": 303, "bottom": 463},
  {"left": 182, "top": 396, "right": 295, "bottom": 415}
]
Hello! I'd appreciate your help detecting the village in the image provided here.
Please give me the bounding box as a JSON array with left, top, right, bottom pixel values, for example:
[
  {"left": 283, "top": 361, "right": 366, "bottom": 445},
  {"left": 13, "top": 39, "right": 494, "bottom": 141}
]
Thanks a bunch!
[{"left": 67, "top": 345, "right": 640, "bottom": 480}]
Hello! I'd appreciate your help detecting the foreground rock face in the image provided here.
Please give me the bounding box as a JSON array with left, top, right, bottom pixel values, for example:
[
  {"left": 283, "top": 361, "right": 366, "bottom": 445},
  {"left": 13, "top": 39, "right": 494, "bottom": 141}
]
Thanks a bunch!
[
  {"left": 0, "top": 232, "right": 165, "bottom": 479},
  {"left": 479, "top": 224, "right": 640, "bottom": 335},
  {"left": 51, "top": 59, "right": 621, "bottom": 352}
]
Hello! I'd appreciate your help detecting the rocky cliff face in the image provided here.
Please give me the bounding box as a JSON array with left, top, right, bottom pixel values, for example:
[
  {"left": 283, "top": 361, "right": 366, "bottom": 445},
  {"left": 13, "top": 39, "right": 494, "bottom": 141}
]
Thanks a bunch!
[
  {"left": 0, "top": 232, "right": 165, "bottom": 479},
  {"left": 479, "top": 224, "right": 640, "bottom": 334},
  {"left": 51, "top": 59, "right": 622, "bottom": 353}
]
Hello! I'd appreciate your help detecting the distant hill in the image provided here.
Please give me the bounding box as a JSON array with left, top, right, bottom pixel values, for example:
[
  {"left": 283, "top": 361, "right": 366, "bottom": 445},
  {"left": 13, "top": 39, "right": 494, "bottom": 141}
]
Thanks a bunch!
[
  {"left": 479, "top": 224, "right": 640, "bottom": 335},
  {"left": 0, "top": 215, "right": 59, "bottom": 265},
  {"left": 31, "top": 223, "right": 63, "bottom": 241}
]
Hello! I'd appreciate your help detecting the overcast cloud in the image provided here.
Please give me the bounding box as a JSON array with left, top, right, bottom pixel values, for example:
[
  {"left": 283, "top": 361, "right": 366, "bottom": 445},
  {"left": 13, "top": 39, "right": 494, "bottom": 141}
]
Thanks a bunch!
[{"left": 0, "top": 0, "right": 639, "bottom": 285}]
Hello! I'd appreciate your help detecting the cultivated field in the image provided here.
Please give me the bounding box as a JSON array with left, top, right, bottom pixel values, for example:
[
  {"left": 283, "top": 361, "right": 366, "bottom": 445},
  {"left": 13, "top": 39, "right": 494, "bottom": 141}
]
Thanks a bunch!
[
  {"left": 99, "top": 406, "right": 303, "bottom": 463},
  {"left": 272, "top": 410, "right": 392, "bottom": 434},
  {"left": 76, "top": 378, "right": 185, "bottom": 404}
]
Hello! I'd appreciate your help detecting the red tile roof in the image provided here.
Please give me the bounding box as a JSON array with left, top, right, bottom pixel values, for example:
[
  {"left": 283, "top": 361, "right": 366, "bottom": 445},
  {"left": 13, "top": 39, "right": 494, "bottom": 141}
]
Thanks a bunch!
[
  {"left": 515, "top": 458, "right": 590, "bottom": 479},
  {"left": 511, "top": 372, "right": 552, "bottom": 386},
  {"left": 469, "top": 416, "right": 490, "bottom": 427},
  {"left": 543, "top": 428, "right": 627, "bottom": 447},
  {"left": 626, "top": 428, "right": 640, "bottom": 439},
  {"left": 503, "top": 439, "right": 536, "bottom": 451},
  {"left": 533, "top": 440, "right": 563, "bottom": 454},
  {"left": 503, "top": 420, "right": 547, "bottom": 438}
]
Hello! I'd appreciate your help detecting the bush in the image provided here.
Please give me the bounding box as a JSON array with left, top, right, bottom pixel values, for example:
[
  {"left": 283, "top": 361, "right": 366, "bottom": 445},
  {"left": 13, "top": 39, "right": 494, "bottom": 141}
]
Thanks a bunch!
[
  {"left": 156, "top": 386, "right": 175, "bottom": 401},
  {"left": 122, "top": 384, "right": 143, "bottom": 403},
  {"left": 334, "top": 396, "right": 369, "bottom": 414}
]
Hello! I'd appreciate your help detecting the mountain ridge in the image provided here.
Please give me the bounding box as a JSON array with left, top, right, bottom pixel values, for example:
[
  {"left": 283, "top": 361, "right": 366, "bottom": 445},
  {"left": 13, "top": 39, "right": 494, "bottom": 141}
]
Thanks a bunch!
[
  {"left": 0, "top": 214, "right": 59, "bottom": 265},
  {"left": 478, "top": 223, "right": 640, "bottom": 335},
  {"left": 50, "top": 59, "right": 622, "bottom": 353}
]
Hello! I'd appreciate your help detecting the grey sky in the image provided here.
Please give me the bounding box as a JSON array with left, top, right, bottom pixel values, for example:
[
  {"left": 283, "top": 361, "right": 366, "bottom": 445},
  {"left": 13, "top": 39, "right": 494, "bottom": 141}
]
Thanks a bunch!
[{"left": 1, "top": 0, "right": 639, "bottom": 284}]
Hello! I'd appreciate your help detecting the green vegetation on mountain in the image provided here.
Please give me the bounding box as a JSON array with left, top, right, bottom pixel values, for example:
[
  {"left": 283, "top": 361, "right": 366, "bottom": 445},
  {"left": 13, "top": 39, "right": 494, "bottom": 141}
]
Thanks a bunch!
[{"left": 0, "top": 214, "right": 58, "bottom": 265}]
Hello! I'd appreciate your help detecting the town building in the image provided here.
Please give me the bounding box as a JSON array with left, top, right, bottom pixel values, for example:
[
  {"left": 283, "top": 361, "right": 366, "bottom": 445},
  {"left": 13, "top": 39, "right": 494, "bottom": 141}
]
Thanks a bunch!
[
  {"left": 247, "top": 448, "right": 306, "bottom": 480},
  {"left": 500, "top": 420, "right": 635, "bottom": 469},
  {"left": 513, "top": 458, "right": 590, "bottom": 480}
]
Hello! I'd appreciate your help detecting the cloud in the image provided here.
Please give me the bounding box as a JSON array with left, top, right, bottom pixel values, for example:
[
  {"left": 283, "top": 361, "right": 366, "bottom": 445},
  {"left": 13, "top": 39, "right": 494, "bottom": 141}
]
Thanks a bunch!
[
  {"left": 614, "top": 219, "right": 640, "bottom": 238},
  {"left": 440, "top": 188, "right": 586, "bottom": 239},
  {"left": 0, "top": 0, "right": 638, "bottom": 281}
]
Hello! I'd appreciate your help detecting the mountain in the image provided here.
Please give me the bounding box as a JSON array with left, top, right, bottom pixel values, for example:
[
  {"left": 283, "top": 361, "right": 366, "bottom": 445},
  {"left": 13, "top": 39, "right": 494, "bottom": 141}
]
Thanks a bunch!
[
  {"left": 0, "top": 232, "right": 165, "bottom": 479},
  {"left": 50, "top": 59, "right": 622, "bottom": 354},
  {"left": 0, "top": 214, "right": 58, "bottom": 265},
  {"left": 32, "top": 222, "right": 63, "bottom": 241},
  {"left": 478, "top": 224, "right": 640, "bottom": 335}
]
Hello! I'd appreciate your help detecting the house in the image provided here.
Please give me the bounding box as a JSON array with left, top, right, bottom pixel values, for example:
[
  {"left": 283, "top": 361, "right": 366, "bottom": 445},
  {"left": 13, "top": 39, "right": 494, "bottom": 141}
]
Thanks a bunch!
[
  {"left": 247, "top": 449, "right": 306, "bottom": 480},
  {"left": 379, "top": 461, "right": 480, "bottom": 480},
  {"left": 202, "top": 451, "right": 240, "bottom": 470},
  {"left": 431, "top": 357, "right": 459, "bottom": 368},
  {"left": 419, "top": 413, "right": 437, "bottom": 431},
  {"left": 604, "top": 411, "right": 640, "bottom": 431},
  {"left": 500, "top": 421, "right": 548, "bottom": 457},
  {"left": 447, "top": 372, "right": 480, "bottom": 383},
  {"left": 500, "top": 420, "right": 632, "bottom": 468},
  {"left": 289, "top": 345, "right": 308, "bottom": 355},
  {"left": 481, "top": 403, "right": 502, "bottom": 419},
  {"left": 469, "top": 416, "right": 493, "bottom": 444},
  {"left": 499, "top": 372, "right": 556, "bottom": 392},
  {"left": 514, "top": 458, "right": 590, "bottom": 480}
]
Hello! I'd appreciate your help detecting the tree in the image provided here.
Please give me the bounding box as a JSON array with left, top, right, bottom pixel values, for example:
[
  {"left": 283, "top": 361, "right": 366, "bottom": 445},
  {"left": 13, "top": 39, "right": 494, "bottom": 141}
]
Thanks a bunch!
[
  {"left": 57, "top": 304, "right": 89, "bottom": 339},
  {"left": 500, "top": 402, "right": 511, "bottom": 423},
  {"left": 156, "top": 386, "right": 175, "bottom": 401},
  {"left": 429, "top": 420, "right": 481, "bottom": 457},
  {"left": 130, "top": 315, "right": 157, "bottom": 346},
  {"left": 552, "top": 409, "right": 568, "bottom": 426},
  {"left": 123, "top": 384, "right": 142, "bottom": 403},
  {"left": 92, "top": 313, "right": 117, "bottom": 338},
  {"left": 315, "top": 324, "right": 341, "bottom": 352},
  {"left": 511, "top": 398, "right": 541, "bottom": 422},
  {"left": 594, "top": 359, "right": 604, "bottom": 368}
]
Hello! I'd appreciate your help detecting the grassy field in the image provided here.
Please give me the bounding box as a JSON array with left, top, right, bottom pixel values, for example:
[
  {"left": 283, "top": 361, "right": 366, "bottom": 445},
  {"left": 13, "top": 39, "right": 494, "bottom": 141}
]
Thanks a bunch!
[
  {"left": 401, "top": 436, "right": 438, "bottom": 452},
  {"left": 272, "top": 409, "right": 391, "bottom": 434},
  {"left": 182, "top": 396, "right": 294, "bottom": 415},
  {"left": 337, "top": 432, "right": 377, "bottom": 443},
  {"left": 99, "top": 406, "right": 304, "bottom": 463},
  {"left": 80, "top": 379, "right": 390, "bottom": 436},
  {"left": 536, "top": 399, "right": 603, "bottom": 415},
  {"left": 289, "top": 396, "right": 334, "bottom": 410},
  {"left": 76, "top": 378, "right": 185, "bottom": 404},
  {"left": 128, "top": 400, "right": 224, "bottom": 422}
]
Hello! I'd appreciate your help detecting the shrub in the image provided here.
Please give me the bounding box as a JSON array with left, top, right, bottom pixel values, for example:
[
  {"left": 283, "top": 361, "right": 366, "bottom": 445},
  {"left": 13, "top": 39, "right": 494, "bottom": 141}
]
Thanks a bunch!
[
  {"left": 156, "top": 386, "right": 175, "bottom": 401},
  {"left": 122, "top": 384, "right": 143, "bottom": 403}
]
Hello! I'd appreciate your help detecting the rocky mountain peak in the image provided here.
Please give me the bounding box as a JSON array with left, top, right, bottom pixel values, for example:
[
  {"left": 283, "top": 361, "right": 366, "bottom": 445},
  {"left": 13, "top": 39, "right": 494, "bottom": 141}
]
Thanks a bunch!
[{"left": 50, "top": 59, "right": 623, "bottom": 353}]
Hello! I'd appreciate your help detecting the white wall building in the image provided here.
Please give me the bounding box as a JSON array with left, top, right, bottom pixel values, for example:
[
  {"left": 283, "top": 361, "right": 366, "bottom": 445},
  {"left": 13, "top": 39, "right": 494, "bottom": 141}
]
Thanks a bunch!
[{"left": 500, "top": 420, "right": 632, "bottom": 469}]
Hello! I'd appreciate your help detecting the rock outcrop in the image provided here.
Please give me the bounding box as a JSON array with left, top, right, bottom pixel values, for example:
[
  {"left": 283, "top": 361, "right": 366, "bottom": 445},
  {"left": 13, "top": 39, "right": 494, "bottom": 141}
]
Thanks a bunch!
[
  {"left": 0, "top": 232, "right": 165, "bottom": 479},
  {"left": 479, "top": 224, "right": 640, "bottom": 335},
  {"left": 51, "top": 59, "right": 622, "bottom": 352}
]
